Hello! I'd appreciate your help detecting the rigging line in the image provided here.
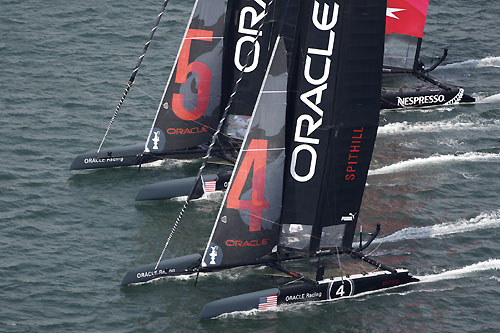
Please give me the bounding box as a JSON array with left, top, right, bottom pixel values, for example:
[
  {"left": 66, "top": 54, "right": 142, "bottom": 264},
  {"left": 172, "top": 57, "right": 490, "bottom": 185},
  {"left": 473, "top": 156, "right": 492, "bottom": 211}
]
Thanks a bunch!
[
  {"left": 153, "top": 0, "right": 276, "bottom": 270},
  {"left": 365, "top": 240, "right": 383, "bottom": 257},
  {"left": 134, "top": 85, "right": 157, "bottom": 102},
  {"left": 336, "top": 247, "right": 345, "bottom": 283},
  {"left": 96, "top": 0, "right": 171, "bottom": 154}
]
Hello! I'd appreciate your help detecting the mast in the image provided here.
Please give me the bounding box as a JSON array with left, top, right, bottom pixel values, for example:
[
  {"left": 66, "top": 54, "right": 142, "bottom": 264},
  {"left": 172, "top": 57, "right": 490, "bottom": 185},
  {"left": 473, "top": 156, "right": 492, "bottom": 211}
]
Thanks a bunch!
[
  {"left": 281, "top": 0, "right": 387, "bottom": 252},
  {"left": 144, "top": 0, "right": 226, "bottom": 153},
  {"left": 384, "top": 0, "right": 429, "bottom": 72}
]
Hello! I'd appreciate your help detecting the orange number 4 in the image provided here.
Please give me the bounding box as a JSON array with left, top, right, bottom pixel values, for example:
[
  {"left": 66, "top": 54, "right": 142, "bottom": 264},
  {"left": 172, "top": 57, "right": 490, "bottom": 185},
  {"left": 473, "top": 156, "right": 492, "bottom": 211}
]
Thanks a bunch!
[{"left": 227, "top": 139, "right": 269, "bottom": 232}]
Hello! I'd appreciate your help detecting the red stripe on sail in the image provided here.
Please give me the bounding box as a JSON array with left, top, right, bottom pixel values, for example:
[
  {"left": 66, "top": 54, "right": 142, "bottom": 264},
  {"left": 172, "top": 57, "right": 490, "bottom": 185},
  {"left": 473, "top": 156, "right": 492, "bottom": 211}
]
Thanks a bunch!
[{"left": 385, "top": 0, "right": 429, "bottom": 38}]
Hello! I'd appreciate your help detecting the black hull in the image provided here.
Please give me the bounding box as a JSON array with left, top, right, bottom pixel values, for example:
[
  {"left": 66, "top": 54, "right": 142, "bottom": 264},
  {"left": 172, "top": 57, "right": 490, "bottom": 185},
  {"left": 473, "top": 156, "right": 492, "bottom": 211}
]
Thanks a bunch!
[
  {"left": 70, "top": 144, "right": 229, "bottom": 170},
  {"left": 121, "top": 253, "right": 202, "bottom": 286},
  {"left": 200, "top": 269, "right": 418, "bottom": 318},
  {"left": 70, "top": 143, "right": 157, "bottom": 170},
  {"left": 381, "top": 87, "right": 473, "bottom": 109},
  {"left": 380, "top": 73, "right": 474, "bottom": 109},
  {"left": 135, "top": 171, "right": 231, "bottom": 201}
]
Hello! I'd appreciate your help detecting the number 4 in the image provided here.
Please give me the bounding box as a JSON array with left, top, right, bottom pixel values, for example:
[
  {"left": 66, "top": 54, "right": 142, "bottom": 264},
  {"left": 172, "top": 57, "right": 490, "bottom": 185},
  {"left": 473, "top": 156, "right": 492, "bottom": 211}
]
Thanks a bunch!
[
  {"left": 336, "top": 284, "right": 345, "bottom": 297},
  {"left": 227, "top": 139, "right": 269, "bottom": 232}
]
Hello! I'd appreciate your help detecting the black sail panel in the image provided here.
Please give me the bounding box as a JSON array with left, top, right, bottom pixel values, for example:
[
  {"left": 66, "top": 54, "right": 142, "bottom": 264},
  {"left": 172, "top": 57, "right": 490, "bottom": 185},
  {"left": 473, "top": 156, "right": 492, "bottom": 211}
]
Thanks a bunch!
[
  {"left": 145, "top": 0, "right": 225, "bottom": 153},
  {"left": 222, "top": 0, "right": 299, "bottom": 139},
  {"left": 202, "top": 38, "right": 288, "bottom": 268},
  {"left": 281, "top": 0, "right": 387, "bottom": 251}
]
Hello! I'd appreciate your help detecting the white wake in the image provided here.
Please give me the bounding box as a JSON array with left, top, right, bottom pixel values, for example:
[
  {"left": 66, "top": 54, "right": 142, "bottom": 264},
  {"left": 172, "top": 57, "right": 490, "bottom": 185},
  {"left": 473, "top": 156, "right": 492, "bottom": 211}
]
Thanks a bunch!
[
  {"left": 417, "top": 259, "right": 500, "bottom": 283},
  {"left": 478, "top": 92, "right": 500, "bottom": 104},
  {"left": 375, "top": 210, "right": 500, "bottom": 244},
  {"left": 377, "top": 119, "right": 483, "bottom": 135},
  {"left": 438, "top": 56, "right": 500, "bottom": 70},
  {"left": 369, "top": 152, "right": 500, "bottom": 175}
]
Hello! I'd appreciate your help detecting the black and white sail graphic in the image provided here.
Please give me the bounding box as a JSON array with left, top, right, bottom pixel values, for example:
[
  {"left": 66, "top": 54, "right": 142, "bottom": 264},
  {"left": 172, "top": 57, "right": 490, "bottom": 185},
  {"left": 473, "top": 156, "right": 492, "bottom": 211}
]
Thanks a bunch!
[
  {"left": 281, "top": 0, "right": 387, "bottom": 251},
  {"left": 145, "top": 0, "right": 225, "bottom": 153},
  {"left": 221, "top": 0, "right": 299, "bottom": 140},
  {"left": 201, "top": 38, "right": 288, "bottom": 268}
]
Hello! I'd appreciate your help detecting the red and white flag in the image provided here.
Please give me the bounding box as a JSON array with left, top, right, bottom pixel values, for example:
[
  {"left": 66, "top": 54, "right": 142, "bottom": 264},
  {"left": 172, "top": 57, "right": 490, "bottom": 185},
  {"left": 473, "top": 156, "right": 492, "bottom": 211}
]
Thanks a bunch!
[
  {"left": 203, "top": 180, "right": 217, "bottom": 193},
  {"left": 386, "top": 0, "right": 429, "bottom": 38},
  {"left": 258, "top": 295, "right": 278, "bottom": 310}
]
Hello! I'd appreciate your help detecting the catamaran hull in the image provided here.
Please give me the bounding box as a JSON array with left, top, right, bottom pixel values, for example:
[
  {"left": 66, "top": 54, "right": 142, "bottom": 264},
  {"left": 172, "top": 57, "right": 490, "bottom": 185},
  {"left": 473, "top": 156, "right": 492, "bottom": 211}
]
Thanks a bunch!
[
  {"left": 199, "top": 269, "right": 418, "bottom": 319},
  {"left": 381, "top": 87, "right": 474, "bottom": 109},
  {"left": 71, "top": 143, "right": 235, "bottom": 170},
  {"left": 121, "top": 253, "right": 202, "bottom": 286},
  {"left": 135, "top": 171, "right": 231, "bottom": 201},
  {"left": 70, "top": 143, "right": 160, "bottom": 170}
]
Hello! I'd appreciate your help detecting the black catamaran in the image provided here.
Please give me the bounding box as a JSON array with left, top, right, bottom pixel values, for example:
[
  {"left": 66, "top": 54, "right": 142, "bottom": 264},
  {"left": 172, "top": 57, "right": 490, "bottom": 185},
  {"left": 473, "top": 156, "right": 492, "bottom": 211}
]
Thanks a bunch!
[
  {"left": 70, "top": 0, "right": 229, "bottom": 170},
  {"left": 70, "top": 0, "right": 294, "bottom": 171},
  {"left": 380, "top": 0, "right": 474, "bottom": 109},
  {"left": 71, "top": 0, "right": 473, "bottom": 174},
  {"left": 122, "top": 0, "right": 417, "bottom": 318}
]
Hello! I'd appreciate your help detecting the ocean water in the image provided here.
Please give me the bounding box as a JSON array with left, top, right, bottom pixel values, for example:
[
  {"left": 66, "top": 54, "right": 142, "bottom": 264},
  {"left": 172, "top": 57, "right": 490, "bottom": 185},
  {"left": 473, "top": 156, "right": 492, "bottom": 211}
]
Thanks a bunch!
[{"left": 1, "top": 0, "right": 499, "bottom": 332}]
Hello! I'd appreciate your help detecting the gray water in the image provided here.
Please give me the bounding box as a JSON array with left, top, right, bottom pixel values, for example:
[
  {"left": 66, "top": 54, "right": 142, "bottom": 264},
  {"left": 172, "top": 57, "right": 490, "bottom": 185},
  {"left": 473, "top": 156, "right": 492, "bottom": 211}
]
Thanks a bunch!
[{"left": 1, "top": 0, "right": 499, "bottom": 332}]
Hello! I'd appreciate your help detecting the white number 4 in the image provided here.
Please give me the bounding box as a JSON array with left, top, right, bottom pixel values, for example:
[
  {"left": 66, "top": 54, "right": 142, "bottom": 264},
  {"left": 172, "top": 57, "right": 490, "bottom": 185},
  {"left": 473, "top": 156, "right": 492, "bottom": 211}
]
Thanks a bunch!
[{"left": 336, "top": 284, "right": 345, "bottom": 297}]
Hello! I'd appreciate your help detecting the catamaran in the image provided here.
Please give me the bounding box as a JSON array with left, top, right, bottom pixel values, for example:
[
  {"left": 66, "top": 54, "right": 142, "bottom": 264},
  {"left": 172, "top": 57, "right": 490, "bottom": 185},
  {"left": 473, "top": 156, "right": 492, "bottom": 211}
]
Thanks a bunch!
[
  {"left": 381, "top": 0, "right": 474, "bottom": 109},
  {"left": 121, "top": 0, "right": 418, "bottom": 318},
  {"left": 71, "top": 0, "right": 473, "bottom": 174}
]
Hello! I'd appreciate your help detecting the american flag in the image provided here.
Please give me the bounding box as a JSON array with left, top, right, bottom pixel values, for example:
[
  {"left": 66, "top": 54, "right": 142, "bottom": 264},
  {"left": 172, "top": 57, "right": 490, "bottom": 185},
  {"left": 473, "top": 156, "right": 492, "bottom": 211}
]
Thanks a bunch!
[
  {"left": 203, "top": 180, "right": 216, "bottom": 193},
  {"left": 258, "top": 295, "right": 278, "bottom": 310}
]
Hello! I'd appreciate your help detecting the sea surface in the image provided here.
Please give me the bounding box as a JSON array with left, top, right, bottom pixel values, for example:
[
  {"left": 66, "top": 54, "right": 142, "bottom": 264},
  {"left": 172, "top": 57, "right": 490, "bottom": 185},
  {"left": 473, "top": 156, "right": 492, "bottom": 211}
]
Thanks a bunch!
[{"left": 1, "top": 0, "right": 499, "bottom": 332}]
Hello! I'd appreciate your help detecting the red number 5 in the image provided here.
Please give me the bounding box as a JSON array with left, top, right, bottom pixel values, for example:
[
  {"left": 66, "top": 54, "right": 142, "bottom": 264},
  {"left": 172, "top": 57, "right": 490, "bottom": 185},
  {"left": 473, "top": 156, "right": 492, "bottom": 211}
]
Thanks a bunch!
[{"left": 172, "top": 29, "right": 213, "bottom": 121}]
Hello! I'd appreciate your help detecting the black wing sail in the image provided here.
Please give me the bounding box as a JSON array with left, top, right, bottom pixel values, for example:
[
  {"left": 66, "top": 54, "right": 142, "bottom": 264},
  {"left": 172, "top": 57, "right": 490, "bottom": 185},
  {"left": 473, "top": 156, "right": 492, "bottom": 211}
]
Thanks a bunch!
[
  {"left": 144, "top": 0, "right": 225, "bottom": 153},
  {"left": 201, "top": 38, "right": 288, "bottom": 268},
  {"left": 281, "top": 0, "right": 387, "bottom": 252},
  {"left": 221, "top": 0, "right": 299, "bottom": 140}
]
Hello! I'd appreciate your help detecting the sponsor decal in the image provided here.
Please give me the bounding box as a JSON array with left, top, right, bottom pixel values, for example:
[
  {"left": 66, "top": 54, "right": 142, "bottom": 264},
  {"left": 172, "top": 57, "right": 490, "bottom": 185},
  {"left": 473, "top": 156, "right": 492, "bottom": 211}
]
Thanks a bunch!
[
  {"left": 290, "top": 1, "right": 340, "bottom": 183},
  {"left": 84, "top": 157, "right": 124, "bottom": 164},
  {"left": 152, "top": 130, "right": 161, "bottom": 150},
  {"left": 209, "top": 245, "right": 219, "bottom": 265},
  {"left": 147, "top": 127, "right": 166, "bottom": 152},
  {"left": 135, "top": 267, "right": 176, "bottom": 280},
  {"left": 396, "top": 94, "right": 446, "bottom": 107},
  {"left": 166, "top": 126, "right": 208, "bottom": 135},
  {"left": 340, "top": 212, "right": 357, "bottom": 222},
  {"left": 285, "top": 292, "right": 322, "bottom": 303},
  {"left": 234, "top": 0, "right": 267, "bottom": 73},
  {"left": 382, "top": 279, "right": 400, "bottom": 287},
  {"left": 225, "top": 238, "right": 269, "bottom": 247},
  {"left": 204, "top": 242, "right": 223, "bottom": 266},
  {"left": 258, "top": 294, "right": 278, "bottom": 310},
  {"left": 344, "top": 128, "right": 363, "bottom": 181}
]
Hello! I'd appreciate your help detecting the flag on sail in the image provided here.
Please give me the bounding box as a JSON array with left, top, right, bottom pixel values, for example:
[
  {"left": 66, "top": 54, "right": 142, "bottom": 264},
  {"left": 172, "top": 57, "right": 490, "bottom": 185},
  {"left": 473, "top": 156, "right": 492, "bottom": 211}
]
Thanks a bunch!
[
  {"left": 385, "top": 0, "right": 428, "bottom": 38},
  {"left": 258, "top": 295, "right": 278, "bottom": 310}
]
